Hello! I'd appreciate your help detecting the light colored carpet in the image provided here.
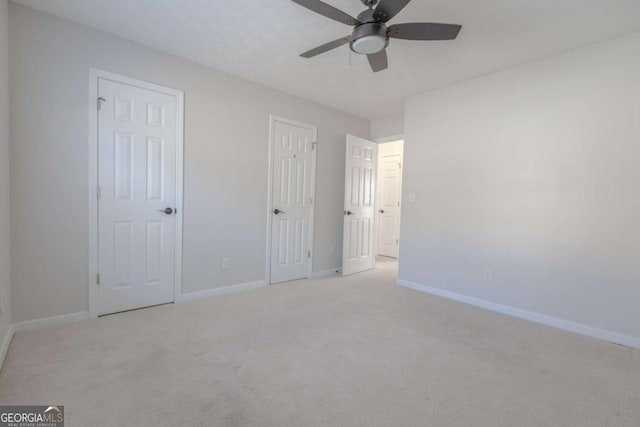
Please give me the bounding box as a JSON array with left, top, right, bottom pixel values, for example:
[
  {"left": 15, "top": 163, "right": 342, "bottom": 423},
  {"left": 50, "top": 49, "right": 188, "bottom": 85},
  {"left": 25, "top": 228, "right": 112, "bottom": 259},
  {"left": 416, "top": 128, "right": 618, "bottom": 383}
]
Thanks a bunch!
[{"left": 1, "top": 258, "right": 639, "bottom": 426}]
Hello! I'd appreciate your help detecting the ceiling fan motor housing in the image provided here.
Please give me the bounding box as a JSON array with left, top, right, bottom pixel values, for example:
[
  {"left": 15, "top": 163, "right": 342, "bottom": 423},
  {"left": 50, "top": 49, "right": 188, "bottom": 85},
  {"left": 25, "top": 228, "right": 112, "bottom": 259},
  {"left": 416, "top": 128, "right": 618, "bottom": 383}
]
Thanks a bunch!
[{"left": 350, "top": 20, "right": 389, "bottom": 55}]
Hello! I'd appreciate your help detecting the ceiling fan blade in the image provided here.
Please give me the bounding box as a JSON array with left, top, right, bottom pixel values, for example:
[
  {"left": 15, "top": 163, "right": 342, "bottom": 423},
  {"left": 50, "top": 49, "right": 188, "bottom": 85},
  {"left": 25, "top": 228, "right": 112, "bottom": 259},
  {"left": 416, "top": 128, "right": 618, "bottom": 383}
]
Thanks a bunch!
[
  {"left": 301, "top": 36, "right": 351, "bottom": 58},
  {"left": 291, "top": 0, "right": 360, "bottom": 26},
  {"left": 373, "top": 0, "right": 411, "bottom": 23},
  {"left": 367, "top": 49, "right": 388, "bottom": 72},
  {"left": 388, "top": 23, "right": 462, "bottom": 40}
]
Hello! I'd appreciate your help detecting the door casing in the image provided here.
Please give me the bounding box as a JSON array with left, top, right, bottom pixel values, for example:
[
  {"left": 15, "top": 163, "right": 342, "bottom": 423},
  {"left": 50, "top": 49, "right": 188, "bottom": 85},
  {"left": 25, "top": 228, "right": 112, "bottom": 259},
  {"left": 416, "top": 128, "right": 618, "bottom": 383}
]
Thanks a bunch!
[
  {"left": 88, "top": 68, "right": 185, "bottom": 319},
  {"left": 265, "top": 115, "right": 318, "bottom": 284}
]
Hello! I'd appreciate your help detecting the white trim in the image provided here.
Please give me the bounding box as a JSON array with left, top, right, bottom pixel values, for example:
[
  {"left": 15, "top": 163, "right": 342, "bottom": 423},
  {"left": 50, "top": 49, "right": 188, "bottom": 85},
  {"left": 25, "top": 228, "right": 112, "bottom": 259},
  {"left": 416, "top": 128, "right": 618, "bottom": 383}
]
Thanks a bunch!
[
  {"left": 269, "top": 115, "right": 318, "bottom": 142},
  {"left": 173, "top": 88, "right": 185, "bottom": 305},
  {"left": 311, "top": 268, "right": 342, "bottom": 278},
  {"left": 0, "top": 325, "right": 14, "bottom": 370},
  {"left": 88, "top": 70, "right": 99, "bottom": 319},
  {"left": 88, "top": 68, "right": 185, "bottom": 319},
  {"left": 2, "top": 312, "right": 89, "bottom": 369},
  {"left": 12, "top": 311, "right": 90, "bottom": 334},
  {"left": 374, "top": 134, "right": 404, "bottom": 144},
  {"left": 180, "top": 280, "right": 267, "bottom": 303},
  {"left": 397, "top": 279, "right": 640, "bottom": 349},
  {"left": 90, "top": 69, "right": 186, "bottom": 98},
  {"left": 266, "top": 115, "right": 318, "bottom": 285}
]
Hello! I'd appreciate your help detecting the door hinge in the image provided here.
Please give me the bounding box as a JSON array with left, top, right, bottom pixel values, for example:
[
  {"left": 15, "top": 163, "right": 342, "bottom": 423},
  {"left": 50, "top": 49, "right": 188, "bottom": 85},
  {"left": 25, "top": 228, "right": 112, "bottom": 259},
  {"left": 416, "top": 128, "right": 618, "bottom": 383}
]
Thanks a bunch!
[
  {"left": 308, "top": 250, "right": 311, "bottom": 258},
  {"left": 96, "top": 273, "right": 101, "bottom": 285},
  {"left": 97, "top": 97, "right": 106, "bottom": 110},
  {"left": 397, "top": 201, "right": 400, "bottom": 207},
  {"left": 309, "top": 196, "right": 313, "bottom": 205},
  {"left": 312, "top": 142, "right": 317, "bottom": 150},
  {"left": 396, "top": 239, "right": 399, "bottom": 245},
  {"left": 97, "top": 186, "right": 101, "bottom": 199}
]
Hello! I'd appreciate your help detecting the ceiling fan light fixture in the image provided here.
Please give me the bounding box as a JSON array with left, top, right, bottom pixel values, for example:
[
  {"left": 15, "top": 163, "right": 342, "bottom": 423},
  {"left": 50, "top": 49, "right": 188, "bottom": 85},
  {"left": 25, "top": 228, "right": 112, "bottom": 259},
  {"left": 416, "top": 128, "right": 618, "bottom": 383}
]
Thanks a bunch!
[
  {"left": 351, "top": 34, "right": 387, "bottom": 54},
  {"left": 350, "top": 21, "right": 389, "bottom": 55}
]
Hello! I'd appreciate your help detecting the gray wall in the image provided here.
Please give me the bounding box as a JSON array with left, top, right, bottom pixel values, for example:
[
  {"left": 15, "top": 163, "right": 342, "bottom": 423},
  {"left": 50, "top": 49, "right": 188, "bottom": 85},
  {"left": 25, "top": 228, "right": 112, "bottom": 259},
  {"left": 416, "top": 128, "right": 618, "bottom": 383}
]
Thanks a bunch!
[
  {"left": 401, "top": 32, "right": 640, "bottom": 341},
  {"left": 0, "top": 0, "right": 11, "bottom": 336},
  {"left": 370, "top": 114, "right": 404, "bottom": 141},
  {"left": 9, "top": 4, "right": 369, "bottom": 323}
]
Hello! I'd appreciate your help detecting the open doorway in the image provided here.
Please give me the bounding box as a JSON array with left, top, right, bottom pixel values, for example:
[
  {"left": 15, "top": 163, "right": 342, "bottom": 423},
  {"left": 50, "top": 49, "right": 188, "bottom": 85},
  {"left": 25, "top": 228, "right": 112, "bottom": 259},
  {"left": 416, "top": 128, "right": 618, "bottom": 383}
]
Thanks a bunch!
[
  {"left": 375, "top": 140, "right": 404, "bottom": 270},
  {"left": 340, "top": 135, "right": 403, "bottom": 277}
]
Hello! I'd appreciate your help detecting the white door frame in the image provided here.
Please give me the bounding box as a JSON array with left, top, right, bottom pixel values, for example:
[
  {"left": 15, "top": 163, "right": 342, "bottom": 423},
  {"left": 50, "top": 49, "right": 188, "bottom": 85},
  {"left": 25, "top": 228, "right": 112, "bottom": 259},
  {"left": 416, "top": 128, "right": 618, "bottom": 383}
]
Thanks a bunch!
[
  {"left": 265, "top": 115, "right": 318, "bottom": 284},
  {"left": 88, "top": 68, "right": 185, "bottom": 319}
]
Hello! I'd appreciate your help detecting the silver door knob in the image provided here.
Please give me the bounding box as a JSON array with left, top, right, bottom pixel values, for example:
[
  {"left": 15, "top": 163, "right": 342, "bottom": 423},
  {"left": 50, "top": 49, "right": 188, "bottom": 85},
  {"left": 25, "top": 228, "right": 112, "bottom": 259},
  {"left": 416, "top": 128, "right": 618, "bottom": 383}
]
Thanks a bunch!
[{"left": 158, "top": 207, "right": 174, "bottom": 215}]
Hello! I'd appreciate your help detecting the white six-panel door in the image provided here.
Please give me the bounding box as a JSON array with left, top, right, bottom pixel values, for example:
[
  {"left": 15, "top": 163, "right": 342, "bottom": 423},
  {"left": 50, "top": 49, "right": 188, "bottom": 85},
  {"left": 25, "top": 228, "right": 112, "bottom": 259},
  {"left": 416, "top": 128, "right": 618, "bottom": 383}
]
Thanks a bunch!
[
  {"left": 97, "top": 77, "right": 179, "bottom": 315},
  {"left": 342, "top": 135, "right": 377, "bottom": 276},
  {"left": 270, "top": 119, "right": 316, "bottom": 284},
  {"left": 378, "top": 154, "right": 402, "bottom": 258}
]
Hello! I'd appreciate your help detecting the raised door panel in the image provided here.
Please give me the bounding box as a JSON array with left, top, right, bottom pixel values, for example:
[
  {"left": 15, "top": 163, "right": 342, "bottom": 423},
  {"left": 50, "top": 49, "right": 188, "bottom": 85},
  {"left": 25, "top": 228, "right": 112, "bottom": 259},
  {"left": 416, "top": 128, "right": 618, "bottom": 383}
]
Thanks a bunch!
[
  {"left": 114, "top": 132, "right": 134, "bottom": 200},
  {"left": 382, "top": 176, "right": 397, "bottom": 207},
  {"left": 146, "top": 137, "right": 165, "bottom": 201},
  {"left": 347, "top": 218, "right": 359, "bottom": 260},
  {"left": 363, "top": 168, "right": 374, "bottom": 207},
  {"left": 277, "top": 218, "right": 289, "bottom": 266},
  {"left": 145, "top": 221, "right": 163, "bottom": 286},
  {"left": 113, "top": 221, "right": 132, "bottom": 289},
  {"left": 294, "top": 219, "right": 304, "bottom": 265}
]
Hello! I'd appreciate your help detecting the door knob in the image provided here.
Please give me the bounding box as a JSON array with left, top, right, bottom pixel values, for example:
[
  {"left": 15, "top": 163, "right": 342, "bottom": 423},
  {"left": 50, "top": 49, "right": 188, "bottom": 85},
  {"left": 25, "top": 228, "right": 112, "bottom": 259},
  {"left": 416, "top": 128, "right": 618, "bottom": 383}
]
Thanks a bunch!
[
  {"left": 379, "top": 209, "right": 385, "bottom": 214},
  {"left": 345, "top": 210, "right": 354, "bottom": 215},
  {"left": 158, "top": 207, "right": 174, "bottom": 215},
  {"left": 274, "top": 208, "right": 286, "bottom": 215}
]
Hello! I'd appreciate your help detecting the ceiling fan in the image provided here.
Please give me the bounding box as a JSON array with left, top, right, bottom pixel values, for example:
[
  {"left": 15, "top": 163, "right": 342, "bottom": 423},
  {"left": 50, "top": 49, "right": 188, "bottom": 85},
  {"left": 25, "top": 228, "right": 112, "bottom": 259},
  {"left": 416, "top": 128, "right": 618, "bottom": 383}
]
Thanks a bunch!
[{"left": 292, "top": 0, "right": 462, "bottom": 72}]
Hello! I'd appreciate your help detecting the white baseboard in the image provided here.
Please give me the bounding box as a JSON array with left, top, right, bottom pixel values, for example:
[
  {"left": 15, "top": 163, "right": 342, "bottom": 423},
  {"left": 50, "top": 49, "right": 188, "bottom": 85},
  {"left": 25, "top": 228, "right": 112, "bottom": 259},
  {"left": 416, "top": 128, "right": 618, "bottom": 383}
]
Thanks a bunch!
[
  {"left": 2, "top": 280, "right": 268, "bottom": 369},
  {"left": 397, "top": 279, "right": 640, "bottom": 349},
  {"left": 179, "top": 280, "right": 267, "bottom": 303},
  {"left": 2, "top": 312, "right": 89, "bottom": 370},
  {"left": 9, "top": 280, "right": 268, "bottom": 335},
  {"left": 311, "top": 267, "right": 341, "bottom": 278},
  {"left": 12, "top": 311, "right": 90, "bottom": 334},
  {"left": 0, "top": 325, "right": 14, "bottom": 371}
]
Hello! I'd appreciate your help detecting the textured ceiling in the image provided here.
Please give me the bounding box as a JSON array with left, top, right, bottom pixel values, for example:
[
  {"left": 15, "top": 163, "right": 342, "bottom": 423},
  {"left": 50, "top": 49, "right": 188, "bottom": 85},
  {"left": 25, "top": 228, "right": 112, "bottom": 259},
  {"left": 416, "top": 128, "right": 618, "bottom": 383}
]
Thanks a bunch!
[{"left": 13, "top": 0, "right": 640, "bottom": 119}]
